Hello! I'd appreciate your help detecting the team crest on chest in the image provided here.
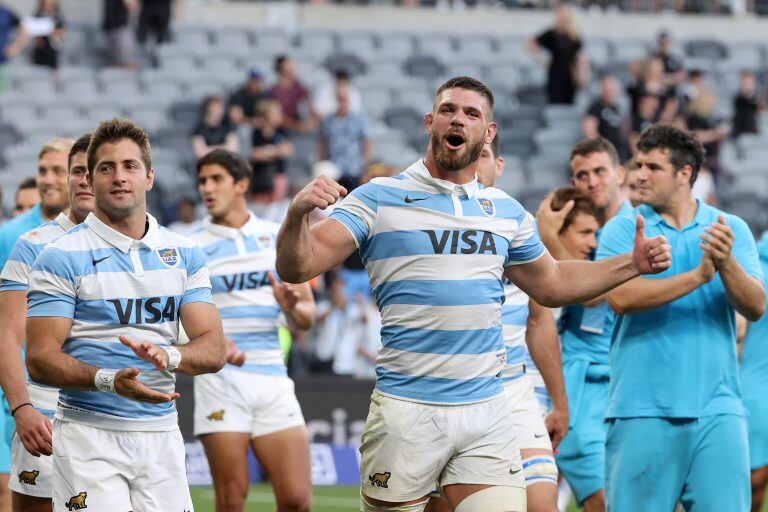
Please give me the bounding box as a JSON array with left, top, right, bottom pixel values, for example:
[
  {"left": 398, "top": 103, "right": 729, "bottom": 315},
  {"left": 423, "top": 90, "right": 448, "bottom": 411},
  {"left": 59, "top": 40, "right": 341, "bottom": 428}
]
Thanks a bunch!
[
  {"left": 257, "top": 234, "right": 274, "bottom": 249},
  {"left": 477, "top": 197, "right": 496, "bottom": 217},
  {"left": 156, "top": 247, "right": 180, "bottom": 268}
]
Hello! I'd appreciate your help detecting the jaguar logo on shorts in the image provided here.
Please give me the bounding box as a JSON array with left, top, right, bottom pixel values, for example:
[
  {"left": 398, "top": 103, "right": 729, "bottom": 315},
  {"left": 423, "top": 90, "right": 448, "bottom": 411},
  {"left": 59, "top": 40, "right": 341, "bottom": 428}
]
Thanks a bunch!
[
  {"left": 65, "top": 491, "right": 87, "bottom": 510},
  {"left": 207, "top": 409, "right": 225, "bottom": 421},
  {"left": 18, "top": 470, "right": 39, "bottom": 485},
  {"left": 477, "top": 198, "right": 496, "bottom": 217},
  {"left": 368, "top": 472, "right": 391, "bottom": 488},
  {"left": 156, "top": 247, "right": 180, "bottom": 268}
]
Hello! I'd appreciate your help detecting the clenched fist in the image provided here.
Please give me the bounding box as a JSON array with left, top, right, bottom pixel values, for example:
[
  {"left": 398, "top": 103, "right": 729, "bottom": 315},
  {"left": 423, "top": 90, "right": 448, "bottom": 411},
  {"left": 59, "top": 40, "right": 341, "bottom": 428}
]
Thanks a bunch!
[{"left": 288, "top": 175, "right": 348, "bottom": 217}]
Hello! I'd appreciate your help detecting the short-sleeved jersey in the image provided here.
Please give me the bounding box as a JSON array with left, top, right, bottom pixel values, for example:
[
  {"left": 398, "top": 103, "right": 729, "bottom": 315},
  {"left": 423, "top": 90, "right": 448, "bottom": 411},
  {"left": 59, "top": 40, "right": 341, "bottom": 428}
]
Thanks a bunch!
[
  {"left": 329, "top": 160, "right": 546, "bottom": 405},
  {"left": 0, "top": 213, "right": 75, "bottom": 418},
  {"left": 740, "top": 233, "right": 768, "bottom": 398},
  {"left": 188, "top": 213, "right": 285, "bottom": 376},
  {"left": 560, "top": 201, "right": 634, "bottom": 369},
  {"left": 27, "top": 213, "right": 213, "bottom": 431},
  {"left": 597, "top": 200, "right": 763, "bottom": 418}
]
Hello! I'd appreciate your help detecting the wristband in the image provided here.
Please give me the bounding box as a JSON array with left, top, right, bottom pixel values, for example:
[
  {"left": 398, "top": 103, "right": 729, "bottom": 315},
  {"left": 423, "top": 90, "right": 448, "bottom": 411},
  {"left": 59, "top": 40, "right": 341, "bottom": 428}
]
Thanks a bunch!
[
  {"left": 161, "top": 345, "right": 182, "bottom": 371},
  {"left": 10, "top": 402, "right": 32, "bottom": 417},
  {"left": 95, "top": 368, "right": 118, "bottom": 394}
]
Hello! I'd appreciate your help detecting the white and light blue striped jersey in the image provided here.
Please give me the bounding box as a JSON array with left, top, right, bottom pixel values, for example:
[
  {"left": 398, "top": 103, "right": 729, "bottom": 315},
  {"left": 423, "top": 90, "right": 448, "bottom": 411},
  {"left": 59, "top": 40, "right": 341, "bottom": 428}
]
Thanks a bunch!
[
  {"left": 329, "top": 159, "right": 546, "bottom": 405},
  {"left": 26, "top": 213, "right": 213, "bottom": 431},
  {"left": 0, "top": 213, "right": 75, "bottom": 419},
  {"left": 501, "top": 280, "right": 529, "bottom": 383},
  {"left": 188, "top": 213, "right": 285, "bottom": 376}
]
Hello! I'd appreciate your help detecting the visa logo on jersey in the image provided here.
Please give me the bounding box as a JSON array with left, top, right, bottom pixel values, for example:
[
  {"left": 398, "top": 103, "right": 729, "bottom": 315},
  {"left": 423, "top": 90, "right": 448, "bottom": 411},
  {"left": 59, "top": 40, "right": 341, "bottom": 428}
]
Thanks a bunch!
[
  {"left": 221, "top": 271, "right": 271, "bottom": 292},
  {"left": 108, "top": 297, "right": 179, "bottom": 324},
  {"left": 422, "top": 230, "right": 498, "bottom": 255}
]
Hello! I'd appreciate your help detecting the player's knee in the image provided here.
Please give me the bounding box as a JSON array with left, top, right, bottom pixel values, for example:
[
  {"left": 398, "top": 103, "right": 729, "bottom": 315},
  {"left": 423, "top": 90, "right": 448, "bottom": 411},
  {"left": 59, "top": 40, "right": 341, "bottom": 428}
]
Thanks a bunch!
[
  {"left": 275, "top": 489, "right": 311, "bottom": 512},
  {"left": 453, "top": 486, "right": 526, "bottom": 512},
  {"left": 214, "top": 480, "right": 249, "bottom": 511},
  {"left": 360, "top": 494, "right": 429, "bottom": 512},
  {"left": 523, "top": 454, "right": 559, "bottom": 488}
]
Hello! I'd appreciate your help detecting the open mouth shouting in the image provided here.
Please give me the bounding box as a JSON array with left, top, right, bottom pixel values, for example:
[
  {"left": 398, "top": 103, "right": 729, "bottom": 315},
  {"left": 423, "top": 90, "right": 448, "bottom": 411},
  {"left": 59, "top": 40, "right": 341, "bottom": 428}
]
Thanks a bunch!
[{"left": 444, "top": 132, "right": 466, "bottom": 151}]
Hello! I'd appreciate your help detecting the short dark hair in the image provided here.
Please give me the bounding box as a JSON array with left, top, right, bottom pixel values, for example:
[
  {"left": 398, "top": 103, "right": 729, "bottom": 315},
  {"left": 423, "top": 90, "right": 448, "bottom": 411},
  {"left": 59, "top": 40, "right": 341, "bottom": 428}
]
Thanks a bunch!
[
  {"left": 88, "top": 118, "right": 152, "bottom": 175},
  {"left": 68, "top": 132, "right": 91, "bottom": 170},
  {"left": 570, "top": 137, "right": 620, "bottom": 167},
  {"left": 274, "top": 55, "right": 289, "bottom": 74},
  {"left": 489, "top": 134, "right": 501, "bottom": 159},
  {"left": 434, "top": 76, "right": 494, "bottom": 115},
  {"left": 196, "top": 148, "right": 252, "bottom": 184},
  {"left": 16, "top": 177, "right": 36, "bottom": 193},
  {"left": 201, "top": 95, "right": 223, "bottom": 116},
  {"left": 550, "top": 187, "right": 603, "bottom": 233},
  {"left": 636, "top": 124, "right": 704, "bottom": 186}
]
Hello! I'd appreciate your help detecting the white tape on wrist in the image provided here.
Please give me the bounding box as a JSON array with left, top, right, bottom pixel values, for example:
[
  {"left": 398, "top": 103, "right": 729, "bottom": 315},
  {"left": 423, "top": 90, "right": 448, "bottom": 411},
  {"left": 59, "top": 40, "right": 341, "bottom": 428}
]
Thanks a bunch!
[
  {"left": 161, "top": 345, "right": 182, "bottom": 371},
  {"left": 95, "top": 369, "right": 118, "bottom": 394}
]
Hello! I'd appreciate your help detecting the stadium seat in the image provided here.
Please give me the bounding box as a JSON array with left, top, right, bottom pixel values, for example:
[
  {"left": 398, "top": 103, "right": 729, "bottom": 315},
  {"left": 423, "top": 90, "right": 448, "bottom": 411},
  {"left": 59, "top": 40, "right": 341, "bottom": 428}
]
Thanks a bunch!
[
  {"left": 611, "top": 40, "right": 649, "bottom": 64},
  {"left": 403, "top": 54, "right": 446, "bottom": 80},
  {"left": 416, "top": 34, "right": 455, "bottom": 57},
  {"left": 324, "top": 52, "right": 367, "bottom": 77},
  {"left": 684, "top": 38, "right": 728, "bottom": 60},
  {"left": 378, "top": 33, "right": 415, "bottom": 60}
]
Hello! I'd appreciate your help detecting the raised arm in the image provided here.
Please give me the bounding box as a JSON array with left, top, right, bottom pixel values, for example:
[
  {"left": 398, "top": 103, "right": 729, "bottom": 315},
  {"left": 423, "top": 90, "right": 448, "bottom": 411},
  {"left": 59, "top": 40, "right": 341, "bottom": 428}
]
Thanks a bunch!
[
  {"left": 506, "top": 216, "right": 671, "bottom": 308},
  {"left": 276, "top": 176, "right": 358, "bottom": 283},
  {"left": 525, "top": 299, "right": 568, "bottom": 449}
]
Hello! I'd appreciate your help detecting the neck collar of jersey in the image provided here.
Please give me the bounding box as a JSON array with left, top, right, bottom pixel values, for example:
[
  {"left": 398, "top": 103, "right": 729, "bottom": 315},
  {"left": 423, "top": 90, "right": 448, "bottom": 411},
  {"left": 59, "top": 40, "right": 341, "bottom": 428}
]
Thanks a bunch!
[
  {"left": 202, "top": 211, "right": 259, "bottom": 240},
  {"left": 408, "top": 159, "right": 479, "bottom": 198},
  {"left": 84, "top": 212, "right": 160, "bottom": 252},
  {"left": 641, "top": 197, "right": 704, "bottom": 229},
  {"left": 54, "top": 212, "right": 75, "bottom": 232}
]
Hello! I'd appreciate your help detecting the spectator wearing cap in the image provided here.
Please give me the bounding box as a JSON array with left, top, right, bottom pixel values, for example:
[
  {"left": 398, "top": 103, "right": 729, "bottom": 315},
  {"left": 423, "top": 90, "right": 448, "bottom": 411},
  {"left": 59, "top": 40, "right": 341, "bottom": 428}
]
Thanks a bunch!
[
  {"left": 313, "top": 70, "right": 363, "bottom": 119},
  {"left": 583, "top": 75, "right": 631, "bottom": 161},
  {"left": 732, "top": 71, "right": 765, "bottom": 139},
  {"left": 318, "top": 85, "right": 371, "bottom": 192},
  {"left": 191, "top": 95, "right": 239, "bottom": 159},
  {"left": 270, "top": 55, "right": 317, "bottom": 132},
  {"left": 228, "top": 68, "right": 269, "bottom": 125}
]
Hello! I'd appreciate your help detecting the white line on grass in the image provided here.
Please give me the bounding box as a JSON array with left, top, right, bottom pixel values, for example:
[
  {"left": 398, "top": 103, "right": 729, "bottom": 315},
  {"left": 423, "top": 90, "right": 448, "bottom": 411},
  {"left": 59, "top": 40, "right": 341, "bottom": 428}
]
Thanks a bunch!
[{"left": 196, "top": 489, "right": 359, "bottom": 508}]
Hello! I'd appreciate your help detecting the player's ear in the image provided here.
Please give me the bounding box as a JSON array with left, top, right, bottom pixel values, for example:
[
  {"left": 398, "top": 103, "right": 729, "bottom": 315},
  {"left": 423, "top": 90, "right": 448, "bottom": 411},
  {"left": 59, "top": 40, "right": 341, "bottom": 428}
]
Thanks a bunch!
[
  {"left": 617, "top": 164, "right": 627, "bottom": 186},
  {"left": 495, "top": 157, "right": 505, "bottom": 178},
  {"left": 235, "top": 177, "right": 249, "bottom": 195},
  {"left": 485, "top": 122, "right": 497, "bottom": 145},
  {"left": 424, "top": 111, "right": 433, "bottom": 134},
  {"left": 146, "top": 167, "right": 155, "bottom": 192}
]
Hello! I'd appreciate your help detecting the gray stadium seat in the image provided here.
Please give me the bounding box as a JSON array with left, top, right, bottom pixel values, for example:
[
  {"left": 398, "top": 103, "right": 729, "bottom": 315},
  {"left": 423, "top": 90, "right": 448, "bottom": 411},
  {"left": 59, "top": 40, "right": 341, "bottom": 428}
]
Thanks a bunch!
[
  {"left": 338, "top": 32, "right": 378, "bottom": 60},
  {"left": 684, "top": 38, "right": 728, "bottom": 60},
  {"left": 378, "top": 33, "right": 415, "bottom": 60},
  {"left": 611, "top": 40, "right": 648, "bottom": 64},
  {"left": 403, "top": 54, "right": 446, "bottom": 80},
  {"left": 416, "top": 34, "right": 454, "bottom": 57}
]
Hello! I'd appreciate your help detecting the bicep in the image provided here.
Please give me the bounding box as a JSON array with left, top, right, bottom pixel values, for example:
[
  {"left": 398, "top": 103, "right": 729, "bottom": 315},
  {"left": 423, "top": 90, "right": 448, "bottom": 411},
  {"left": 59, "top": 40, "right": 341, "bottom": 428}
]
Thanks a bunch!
[
  {"left": 309, "top": 218, "right": 359, "bottom": 270},
  {"left": 504, "top": 251, "right": 559, "bottom": 305},
  {"left": 0, "top": 291, "right": 27, "bottom": 349},
  {"left": 26, "top": 316, "right": 71, "bottom": 352},
  {"left": 180, "top": 302, "right": 223, "bottom": 341}
]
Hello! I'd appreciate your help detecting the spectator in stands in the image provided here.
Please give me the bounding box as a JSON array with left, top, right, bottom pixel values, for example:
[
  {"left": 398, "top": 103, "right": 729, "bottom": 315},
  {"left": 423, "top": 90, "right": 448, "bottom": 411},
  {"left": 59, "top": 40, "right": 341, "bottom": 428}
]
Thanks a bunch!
[
  {"left": 250, "top": 99, "right": 293, "bottom": 201},
  {"left": 227, "top": 68, "right": 268, "bottom": 125},
  {"left": 583, "top": 74, "right": 631, "bottom": 161},
  {"left": 686, "top": 89, "right": 728, "bottom": 179},
  {"left": 191, "top": 95, "right": 239, "bottom": 159},
  {"left": 311, "top": 273, "right": 347, "bottom": 374},
  {"left": 653, "top": 31, "right": 685, "bottom": 88},
  {"left": 30, "top": 0, "right": 65, "bottom": 72},
  {"left": 528, "top": 4, "right": 588, "bottom": 105},
  {"left": 318, "top": 85, "right": 372, "bottom": 191},
  {"left": 732, "top": 70, "right": 764, "bottom": 138},
  {"left": 168, "top": 197, "right": 201, "bottom": 235},
  {"left": 270, "top": 55, "right": 317, "bottom": 132},
  {"left": 628, "top": 57, "right": 675, "bottom": 118},
  {"left": 103, "top": 0, "right": 139, "bottom": 69},
  {"left": 137, "top": 0, "right": 172, "bottom": 45},
  {"left": 0, "top": 3, "right": 29, "bottom": 73},
  {"left": 12, "top": 177, "right": 39, "bottom": 217},
  {"left": 629, "top": 92, "right": 659, "bottom": 151},
  {"left": 313, "top": 70, "right": 363, "bottom": 119}
]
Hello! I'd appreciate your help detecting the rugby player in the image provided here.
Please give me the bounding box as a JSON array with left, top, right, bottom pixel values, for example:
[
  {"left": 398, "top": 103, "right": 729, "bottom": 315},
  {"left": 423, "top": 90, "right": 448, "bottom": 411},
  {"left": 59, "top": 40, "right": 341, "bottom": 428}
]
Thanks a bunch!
[
  {"left": 275, "top": 76, "right": 672, "bottom": 512},
  {"left": 0, "top": 137, "right": 72, "bottom": 510},
  {"left": 535, "top": 137, "right": 632, "bottom": 512},
  {"left": 190, "top": 148, "right": 315, "bottom": 512},
  {"left": 740, "top": 232, "right": 768, "bottom": 512},
  {"left": 25, "top": 118, "right": 226, "bottom": 511},
  {"left": 0, "top": 133, "right": 94, "bottom": 512},
  {"left": 598, "top": 124, "right": 765, "bottom": 510}
]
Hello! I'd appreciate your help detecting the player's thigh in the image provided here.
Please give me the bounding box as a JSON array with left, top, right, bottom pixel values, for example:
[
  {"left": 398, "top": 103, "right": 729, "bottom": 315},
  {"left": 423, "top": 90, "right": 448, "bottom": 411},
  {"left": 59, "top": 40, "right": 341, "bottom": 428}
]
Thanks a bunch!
[
  {"left": 9, "top": 431, "right": 53, "bottom": 499},
  {"left": 12, "top": 492, "right": 51, "bottom": 512},
  {"left": 443, "top": 484, "right": 526, "bottom": 512},
  {"left": 360, "top": 391, "right": 452, "bottom": 504},
  {"left": 250, "top": 426, "right": 311, "bottom": 508},
  {"left": 681, "top": 414, "right": 750, "bottom": 512},
  {"left": 520, "top": 448, "right": 557, "bottom": 512},
  {"left": 441, "top": 395, "right": 525, "bottom": 491},
  {"left": 604, "top": 417, "right": 688, "bottom": 512},
  {"left": 52, "top": 421, "right": 132, "bottom": 512},
  {"left": 129, "top": 429, "right": 194, "bottom": 512},
  {"left": 200, "top": 432, "right": 252, "bottom": 496}
]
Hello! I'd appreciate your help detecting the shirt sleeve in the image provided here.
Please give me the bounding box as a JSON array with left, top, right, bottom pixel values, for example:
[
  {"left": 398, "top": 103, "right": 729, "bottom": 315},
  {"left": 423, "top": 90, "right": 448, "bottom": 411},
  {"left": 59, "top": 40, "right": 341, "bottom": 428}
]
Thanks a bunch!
[
  {"left": 728, "top": 214, "right": 764, "bottom": 282},
  {"left": 27, "top": 246, "right": 77, "bottom": 318},
  {"left": 596, "top": 214, "right": 636, "bottom": 261},
  {"left": 505, "top": 212, "right": 546, "bottom": 266},
  {"left": 329, "top": 181, "right": 379, "bottom": 248},
  {"left": 536, "top": 29, "right": 554, "bottom": 51},
  {"left": 181, "top": 245, "right": 213, "bottom": 306},
  {"left": 0, "top": 236, "right": 38, "bottom": 291}
]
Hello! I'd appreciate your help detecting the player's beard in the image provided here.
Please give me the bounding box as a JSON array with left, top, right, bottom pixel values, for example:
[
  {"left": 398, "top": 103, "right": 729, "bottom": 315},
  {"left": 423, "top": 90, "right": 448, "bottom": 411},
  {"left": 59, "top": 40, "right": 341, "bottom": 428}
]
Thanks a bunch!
[{"left": 430, "top": 131, "right": 484, "bottom": 173}]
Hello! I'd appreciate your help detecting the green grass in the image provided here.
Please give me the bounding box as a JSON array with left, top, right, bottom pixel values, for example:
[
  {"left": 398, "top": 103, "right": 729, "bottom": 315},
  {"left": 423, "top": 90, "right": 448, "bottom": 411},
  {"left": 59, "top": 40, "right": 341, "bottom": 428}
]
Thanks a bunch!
[{"left": 191, "top": 484, "right": 360, "bottom": 511}]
